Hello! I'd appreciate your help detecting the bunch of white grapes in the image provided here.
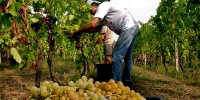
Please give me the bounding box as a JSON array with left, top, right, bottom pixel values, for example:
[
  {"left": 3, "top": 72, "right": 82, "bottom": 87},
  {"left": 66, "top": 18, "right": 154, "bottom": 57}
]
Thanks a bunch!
[{"left": 28, "top": 76, "right": 146, "bottom": 100}]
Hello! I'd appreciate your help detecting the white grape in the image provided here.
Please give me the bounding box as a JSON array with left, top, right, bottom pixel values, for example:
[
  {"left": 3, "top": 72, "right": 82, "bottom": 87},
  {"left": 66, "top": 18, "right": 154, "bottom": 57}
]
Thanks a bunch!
[
  {"left": 79, "top": 82, "right": 87, "bottom": 89},
  {"left": 91, "top": 93, "right": 99, "bottom": 100},
  {"left": 87, "top": 82, "right": 94, "bottom": 88},
  {"left": 60, "top": 96, "right": 66, "bottom": 100},
  {"left": 41, "top": 89, "right": 49, "bottom": 97},
  {"left": 43, "top": 81, "right": 50, "bottom": 86},
  {"left": 30, "top": 86, "right": 40, "bottom": 98},
  {"left": 82, "top": 76, "right": 88, "bottom": 82},
  {"left": 99, "top": 96, "right": 107, "bottom": 100},
  {"left": 40, "top": 86, "right": 47, "bottom": 90},
  {"left": 55, "top": 88, "right": 63, "bottom": 96},
  {"left": 88, "top": 78, "right": 94, "bottom": 83},
  {"left": 52, "top": 83, "right": 60, "bottom": 90},
  {"left": 89, "top": 87, "right": 97, "bottom": 92},
  {"left": 68, "top": 81, "right": 75, "bottom": 87},
  {"left": 51, "top": 96, "right": 60, "bottom": 100},
  {"left": 44, "top": 98, "right": 51, "bottom": 100},
  {"left": 28, "top": 77, "right": 147, "bottom": 100},
  {"left": 30, "top": 86, "right": 39, "bottom": 94},
  {"left": 11, "top": 98, "right": 18, "bottom": 100},
  {"left": 115, "top": 88, "right": 122, "bottom": 94}
]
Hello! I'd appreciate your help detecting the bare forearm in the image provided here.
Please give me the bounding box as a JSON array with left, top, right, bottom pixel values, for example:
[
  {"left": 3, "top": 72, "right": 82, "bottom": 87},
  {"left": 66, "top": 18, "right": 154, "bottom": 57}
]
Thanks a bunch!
[
  {"left": 74, "top": 17, "right": 100, "bottom": 35},
  {"left": 95, "top": 38, "right": 103, "bottom": 45},
  {"left": 75, "top": 22, "right": 94, "bottom": 35},
  {"left": 88, "top": 25, "right": 103, "bottom": 33},
  {"left": 95, "top": 33, "right": 105, "bottom": 45}
]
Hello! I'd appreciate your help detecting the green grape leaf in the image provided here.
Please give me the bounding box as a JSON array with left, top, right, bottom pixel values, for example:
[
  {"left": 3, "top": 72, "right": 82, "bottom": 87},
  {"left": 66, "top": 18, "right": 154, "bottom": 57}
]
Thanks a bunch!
[
  {"left": 11, "top": 37, "right": 18, "bottom": 44},
  {"left": 20, "top": 48, "right": 29, "bottom": 60},
  {"left": 10, "top": 48, "right": 22, "bottom": 63},
  {"left": 29, "top": 29, "right": 36, "bottom": 37},
  {"left": 41, "top": 0, "right": 46, "bottom": 4},
  {"left": 71, "top": 9, "right": 75, "bottom": 14},
  {"left": 31, "top": 18, "right": 39, "bottom": 23},
  {"left": 32, "top": 0, "right": 39, "bottom": 3},
  {"left": 183, "top": 50, "right": 189, "bottom": 58},
  {"left": 18, "top": 62, "right": 24, "bottom": 69},
  {"left": 73, "top": 25, "right": 80, "bottom": 30},
  {"left": 8, "top": 0, "right": 18, "bottom": 16},
  {"left": 69, "top": 15, "right": 74, "bottom": 20},
  {"left": 3, "top": 14, "right": 11, "bottom": 27},
  {"left": 29, "top": 52, "right": 36, "bottom": 60},
  {"left": 0, "top": 38, "right": 4, "bottom": 45}
]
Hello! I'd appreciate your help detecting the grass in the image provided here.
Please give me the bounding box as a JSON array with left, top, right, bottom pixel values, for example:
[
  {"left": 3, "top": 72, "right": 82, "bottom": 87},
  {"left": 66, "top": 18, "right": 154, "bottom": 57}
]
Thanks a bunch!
[
  {"left": 1, "top": 57, "right": 200, "bottom": 100},
  {"left": 137, "top": 63, "right": 200, "bottom": 86},
  {"left": 132, "top": 66, "right": 200, "bottom": 100},
  {"left": 2, "top": 57, "right": 200, "bottom": 86}
]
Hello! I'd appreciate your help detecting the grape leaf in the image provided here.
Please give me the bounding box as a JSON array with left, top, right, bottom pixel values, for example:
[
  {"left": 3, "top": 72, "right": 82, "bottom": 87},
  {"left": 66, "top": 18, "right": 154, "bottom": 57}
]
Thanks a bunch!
[
  {"left": 31, "top": 18, "right": 39, "bottom": 23},
  {"left": 8, "top": 0, "right": 18, "bottom": 16},
  {"left": 69, "top": 15, "right": 74, "bottom": 20},
  {"left": 10, "top": 48, "right": 22, "bottom": 63},
  {"left": 0, "top": 38, "right": 4, "bottom": 45},
  {"left": 11, "top": 37, "right": 18, "bottom": 44},
  {"left": 18, "top": 62, "right": 24, "bottom": 69},
  {"left": 32, "top": 0, "right": 39, "bottom": 3},
  {"left": 41, "top": 0, "right": 46, "bottom": 4},
  {"left": 2, "top": 14, "right": 11, "bottom": 27},
  {"left": 29, "top": 52, "right": 36, "bottom": 60}
]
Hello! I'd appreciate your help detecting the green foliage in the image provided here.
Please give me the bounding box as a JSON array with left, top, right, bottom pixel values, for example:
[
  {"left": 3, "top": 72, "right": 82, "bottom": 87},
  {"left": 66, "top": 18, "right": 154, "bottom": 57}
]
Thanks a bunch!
[
  {"left": 136, "top": 0, "right": 200, "bottom": 66},
  {"left": 31, "top": 18, "right": 39, "bottom": 23},
  {"left": 0, "top": 13, "right": 12, "bottom": 28},
  {"left": 0, "top": 0, "right": 104, "bottom": 73},
  {"left": 18, "top": 62, "right": 24, "bottom": 69},
  {"left": 135, "top": 0, "right": 200, "bottom": 86},
  {"left": 10, "top": 48, "right": 22, "bottom": 63},
  {"left": 8, "top": 0, "right": 22, "bottom": 16}
]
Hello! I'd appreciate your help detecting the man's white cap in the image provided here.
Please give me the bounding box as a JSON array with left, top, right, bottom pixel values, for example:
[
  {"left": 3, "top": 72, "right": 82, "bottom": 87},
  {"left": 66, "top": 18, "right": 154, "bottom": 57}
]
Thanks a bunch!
[{"left": 87, "top": 0, "right": 101, "bottom": 5}]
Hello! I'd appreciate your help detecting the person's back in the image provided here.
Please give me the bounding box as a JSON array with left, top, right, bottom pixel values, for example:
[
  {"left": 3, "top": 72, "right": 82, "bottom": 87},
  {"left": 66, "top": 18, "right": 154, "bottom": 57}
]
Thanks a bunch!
[
  {"left": 102, "top": 26, "right": 115, "bottom": 46},
  {"left": 95, "top": 26, "right": 118, "bottom": 64},
  {"left": 95, "top": 1, "right": 138, "bottom": 34}
]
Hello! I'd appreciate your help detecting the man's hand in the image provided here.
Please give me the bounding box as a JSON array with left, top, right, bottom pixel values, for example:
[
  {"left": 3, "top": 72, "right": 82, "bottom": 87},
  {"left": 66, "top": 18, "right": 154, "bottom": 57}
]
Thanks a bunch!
[
  {"left": 67, "top": 31, "right": 76, "bottom": 40},
  {"left": 67, "top": 31, "right": 80, "bottom": 44}
]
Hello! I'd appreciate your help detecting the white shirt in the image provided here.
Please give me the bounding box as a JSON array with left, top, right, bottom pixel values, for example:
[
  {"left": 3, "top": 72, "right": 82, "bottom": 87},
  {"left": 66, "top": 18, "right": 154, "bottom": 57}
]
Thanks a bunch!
[
  {"left": 100, "top": 26, "right": 116, "bottom": 44},
  {"left": 94, "top": 1, "right": 138, "bottom": 35}
]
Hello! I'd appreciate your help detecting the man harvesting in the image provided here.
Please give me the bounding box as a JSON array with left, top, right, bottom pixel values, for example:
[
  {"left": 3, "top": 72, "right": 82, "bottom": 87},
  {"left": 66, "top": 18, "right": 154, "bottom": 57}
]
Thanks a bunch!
[
  {"left": 95, "top": 26, "right": 118, "bottom": 64},
  {"left": 68, "top": 0, "right": 139, "bottom": 86}
]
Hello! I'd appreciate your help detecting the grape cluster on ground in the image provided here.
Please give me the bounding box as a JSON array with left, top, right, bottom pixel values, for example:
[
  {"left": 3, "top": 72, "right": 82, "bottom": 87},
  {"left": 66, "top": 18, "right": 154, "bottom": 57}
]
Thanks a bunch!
[{"left": 23, "top": 76, "right": 146, "bottom": 100}]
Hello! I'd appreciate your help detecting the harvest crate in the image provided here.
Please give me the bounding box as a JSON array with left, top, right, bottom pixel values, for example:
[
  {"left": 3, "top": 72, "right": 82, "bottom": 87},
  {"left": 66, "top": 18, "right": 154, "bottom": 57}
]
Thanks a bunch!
[{"left": 95, "top": 64, "right": 113, "bottom": 82}]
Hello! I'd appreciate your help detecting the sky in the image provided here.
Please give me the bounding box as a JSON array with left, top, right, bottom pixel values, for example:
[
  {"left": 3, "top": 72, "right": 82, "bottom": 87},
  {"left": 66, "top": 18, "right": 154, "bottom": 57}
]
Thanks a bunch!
[
  {"left": 88, "top": 0, "right": 161, "bottom": 23},
  {"left": 128, "top": 0, "right": 161, "bottom": 23}
]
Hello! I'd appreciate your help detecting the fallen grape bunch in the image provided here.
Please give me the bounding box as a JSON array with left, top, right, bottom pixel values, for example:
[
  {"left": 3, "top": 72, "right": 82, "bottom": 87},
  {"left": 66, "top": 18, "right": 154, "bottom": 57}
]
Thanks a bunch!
[{"left": 26, "top": 76, "right": 146, "bottom": 100}]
